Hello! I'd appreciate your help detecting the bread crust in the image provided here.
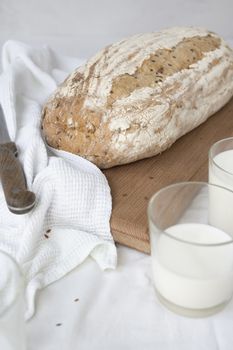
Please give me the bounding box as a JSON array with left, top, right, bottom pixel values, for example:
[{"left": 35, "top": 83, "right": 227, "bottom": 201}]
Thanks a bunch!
[{"left": 42, "top": 27, "right": 233, "bottom": 168}]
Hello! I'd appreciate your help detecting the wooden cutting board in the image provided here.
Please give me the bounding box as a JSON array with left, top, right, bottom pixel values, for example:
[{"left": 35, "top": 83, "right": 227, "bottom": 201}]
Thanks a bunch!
[{"left": 103, "top": 98, "right": 233, "bottom": 254}]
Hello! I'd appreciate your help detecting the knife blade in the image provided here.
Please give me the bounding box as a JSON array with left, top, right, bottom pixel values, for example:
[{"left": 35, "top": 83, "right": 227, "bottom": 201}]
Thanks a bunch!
[{"left": 0, "top": 104, "right": 35, "bottom": 214}]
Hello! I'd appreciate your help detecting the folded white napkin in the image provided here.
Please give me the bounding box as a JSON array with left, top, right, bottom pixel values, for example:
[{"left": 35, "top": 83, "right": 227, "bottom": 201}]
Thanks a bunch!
[{"left": 0, "top": 40, "right": 117, "bottom": 320}]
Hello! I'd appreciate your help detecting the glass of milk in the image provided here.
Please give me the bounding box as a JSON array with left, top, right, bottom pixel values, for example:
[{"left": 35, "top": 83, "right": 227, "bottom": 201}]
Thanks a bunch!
[
  {"left": 148, "top": 182, "right": 233, "bottom": 317},
  {"left": 209, "top": 137, "right": 233, "bottom": 189},
  {"left": 0, "top": 250, "right": 26, "bottom": 350},
  {"left": 209, "top": 137, "right": 233, "bottom": 233}
]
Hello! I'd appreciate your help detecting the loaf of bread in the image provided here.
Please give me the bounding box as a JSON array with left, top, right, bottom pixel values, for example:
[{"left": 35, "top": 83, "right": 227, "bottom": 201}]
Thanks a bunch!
[{"left": 42, "top": 27, "right": 233, "bottom": 168}]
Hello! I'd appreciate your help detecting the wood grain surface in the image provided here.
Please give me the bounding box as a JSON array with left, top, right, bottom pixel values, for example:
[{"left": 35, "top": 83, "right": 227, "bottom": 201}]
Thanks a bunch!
[
  {"left": 103, "top": 97, "right": 233, "bottom": 253},
  {"left": 0, "top": 142, "right": 36, "bottom": 214}
]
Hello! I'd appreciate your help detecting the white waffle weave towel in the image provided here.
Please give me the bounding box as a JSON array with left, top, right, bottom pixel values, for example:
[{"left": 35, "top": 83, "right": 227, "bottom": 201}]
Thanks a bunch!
[{"left": 0, "top": 40, "right": 117, "bottom": 320}]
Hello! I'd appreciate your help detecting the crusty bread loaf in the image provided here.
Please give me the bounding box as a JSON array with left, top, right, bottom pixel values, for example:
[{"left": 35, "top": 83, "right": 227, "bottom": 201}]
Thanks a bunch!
[{"left": 42, "top": 27, "right": 233, "bottom": 168}]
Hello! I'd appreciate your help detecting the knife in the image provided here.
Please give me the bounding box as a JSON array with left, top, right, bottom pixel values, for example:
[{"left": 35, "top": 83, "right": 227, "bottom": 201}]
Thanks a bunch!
[{"left": 0, "top": 104, "right": 35, "bottom": 214}]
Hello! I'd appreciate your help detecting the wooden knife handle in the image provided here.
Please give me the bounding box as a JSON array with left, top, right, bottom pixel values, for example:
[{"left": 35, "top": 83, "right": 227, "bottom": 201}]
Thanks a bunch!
[{"left": 0, "top": 143, "right": 36, "bottom": 214}]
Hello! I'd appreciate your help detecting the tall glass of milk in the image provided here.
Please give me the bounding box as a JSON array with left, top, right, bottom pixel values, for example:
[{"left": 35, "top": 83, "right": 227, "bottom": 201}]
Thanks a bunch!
[
  {"left": 0, "top": 250, "right": 26, "bottom": 350},
  {"left": 209, "top": 137, "right": 233, "bottom": 233},
  {"left": 148, "top": 182, "right": 233, "bottom": 317}
]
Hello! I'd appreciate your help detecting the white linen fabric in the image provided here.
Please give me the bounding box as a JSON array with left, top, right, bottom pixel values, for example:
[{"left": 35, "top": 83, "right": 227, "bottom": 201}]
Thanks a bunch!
[{"left": 0, "top": 40, "right": 117, "bottom": 320}]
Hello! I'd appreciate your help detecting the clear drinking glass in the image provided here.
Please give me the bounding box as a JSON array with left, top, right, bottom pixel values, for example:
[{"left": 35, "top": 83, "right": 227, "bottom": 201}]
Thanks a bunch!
[
  {"left": 209, "top": 137, "right": 233, "bottom": 191},
  {"left": 148, "top": 182, "right": 233, "bottom": 317},
  {"left": 0, "top": 250, "right": 26, "bottom": 350}
]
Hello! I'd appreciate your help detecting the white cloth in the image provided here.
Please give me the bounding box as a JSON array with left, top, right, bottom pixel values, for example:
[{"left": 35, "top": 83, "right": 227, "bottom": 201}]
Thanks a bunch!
[{"left": 0, "top": 40, "right": 117, "bottom": 320}]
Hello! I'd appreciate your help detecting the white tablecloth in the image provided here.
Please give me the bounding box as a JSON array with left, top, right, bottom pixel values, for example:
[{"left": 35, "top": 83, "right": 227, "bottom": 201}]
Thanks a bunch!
[{"left": 26, "top": 244, "right": 233, "bottom": 350}]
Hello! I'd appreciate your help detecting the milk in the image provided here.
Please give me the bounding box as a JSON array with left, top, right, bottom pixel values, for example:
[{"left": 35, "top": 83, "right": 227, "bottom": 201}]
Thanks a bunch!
[
  {"left": 209, "top": 150, "right": 233, "bottom": 188},
  {"left": 209, "top": 150, "right": 233, "bottom": 234},
  {"left": 152, "top": 223, "right": 233, "bottom": 310}
]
